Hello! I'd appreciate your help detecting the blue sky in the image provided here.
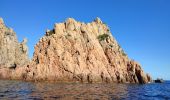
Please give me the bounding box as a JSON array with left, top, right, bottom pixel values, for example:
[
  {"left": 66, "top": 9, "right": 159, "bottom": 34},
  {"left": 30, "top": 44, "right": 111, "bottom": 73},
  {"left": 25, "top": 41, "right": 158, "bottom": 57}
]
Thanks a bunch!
[{"left": 0, "top": 0, "right": 170, "bottom": 80}]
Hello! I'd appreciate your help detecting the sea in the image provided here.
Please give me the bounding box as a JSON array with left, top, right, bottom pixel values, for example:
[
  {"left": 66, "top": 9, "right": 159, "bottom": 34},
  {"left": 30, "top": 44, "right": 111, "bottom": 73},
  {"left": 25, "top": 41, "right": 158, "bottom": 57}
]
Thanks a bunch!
[{"left": 0, "top": 80, "right": 169, "bottom": 100}]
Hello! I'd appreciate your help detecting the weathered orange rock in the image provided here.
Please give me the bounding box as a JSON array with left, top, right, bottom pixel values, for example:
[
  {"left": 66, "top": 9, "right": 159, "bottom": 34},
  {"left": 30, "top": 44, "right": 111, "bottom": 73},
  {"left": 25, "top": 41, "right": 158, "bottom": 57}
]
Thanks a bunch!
[
  {"left": 0, "top": 18, "right": 29, "bottom": 68},
  {"left": 0, "top": 18, "right": 152, "bottom": 84}
]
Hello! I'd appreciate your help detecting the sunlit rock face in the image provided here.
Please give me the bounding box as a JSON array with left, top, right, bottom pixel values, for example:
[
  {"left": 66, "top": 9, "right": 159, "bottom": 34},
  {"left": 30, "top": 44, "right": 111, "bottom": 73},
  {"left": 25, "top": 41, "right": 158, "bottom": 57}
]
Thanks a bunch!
[
  {"left": 0, "top": 18, "right": 29, "bottom": 68},
  {"left": 0, "top": 18, "right": 152, "bottom": 84},
  {"left": 27, "top": 18, "right": 151, "bottom": 83}
]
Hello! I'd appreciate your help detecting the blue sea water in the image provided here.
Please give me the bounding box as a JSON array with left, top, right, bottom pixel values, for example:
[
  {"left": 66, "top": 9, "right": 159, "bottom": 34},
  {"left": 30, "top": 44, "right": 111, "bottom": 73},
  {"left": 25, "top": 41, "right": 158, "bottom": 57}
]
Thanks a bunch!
[{"left": 0, "top": 80, "right": 169, "bottom": 100}]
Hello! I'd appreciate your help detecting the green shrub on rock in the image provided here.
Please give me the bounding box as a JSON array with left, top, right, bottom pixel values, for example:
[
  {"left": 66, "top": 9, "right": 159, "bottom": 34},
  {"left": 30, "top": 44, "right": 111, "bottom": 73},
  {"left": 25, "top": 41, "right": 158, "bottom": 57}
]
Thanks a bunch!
[{"left": 97, "top": 34, "right": 109, "bottom": 41}]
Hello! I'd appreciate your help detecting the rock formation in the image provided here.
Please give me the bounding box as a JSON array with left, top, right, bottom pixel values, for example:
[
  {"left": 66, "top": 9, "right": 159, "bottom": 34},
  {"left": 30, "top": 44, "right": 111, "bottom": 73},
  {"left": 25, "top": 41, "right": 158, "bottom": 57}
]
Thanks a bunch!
[
  {"left": 0, "top": 17, "right": 152, "bottom": 84},
  {"left": 0, "top": 18, "right": 29, "bottom": 68}
]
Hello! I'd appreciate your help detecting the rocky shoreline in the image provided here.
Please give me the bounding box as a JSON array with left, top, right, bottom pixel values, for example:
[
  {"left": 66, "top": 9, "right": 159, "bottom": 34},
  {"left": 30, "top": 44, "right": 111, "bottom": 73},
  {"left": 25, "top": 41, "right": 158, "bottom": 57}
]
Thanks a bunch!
[{"left": 0, "top": 17, "right": 152, "bottom": 84}]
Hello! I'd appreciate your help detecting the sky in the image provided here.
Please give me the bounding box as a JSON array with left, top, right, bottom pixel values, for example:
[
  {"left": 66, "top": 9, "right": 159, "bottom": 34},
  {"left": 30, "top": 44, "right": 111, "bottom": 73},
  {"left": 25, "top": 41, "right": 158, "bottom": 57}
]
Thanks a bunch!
[{"left": 0, "top": 0, "right": 170, "bottom": 80}]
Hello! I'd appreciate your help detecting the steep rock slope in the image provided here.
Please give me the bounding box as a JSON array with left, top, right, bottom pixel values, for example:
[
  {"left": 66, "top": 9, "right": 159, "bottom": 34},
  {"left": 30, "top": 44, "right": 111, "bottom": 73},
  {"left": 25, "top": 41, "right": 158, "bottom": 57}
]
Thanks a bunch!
[
  {"left": 27, "top": 18, "right": 151, "bottom": 83},
  {"left": 0, "top": 18, "right": 29, "bottom": 68},
  {"left": 0, "top": 18, "right": 152, "bottom": 83}
]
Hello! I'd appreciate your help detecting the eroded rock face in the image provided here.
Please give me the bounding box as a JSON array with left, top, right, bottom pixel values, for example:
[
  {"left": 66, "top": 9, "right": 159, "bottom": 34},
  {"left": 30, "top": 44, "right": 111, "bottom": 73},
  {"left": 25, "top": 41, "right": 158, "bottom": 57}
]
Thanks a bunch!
[
  {"left": 0, "top": 18, "right": 29, "bottom": 68},
  {"left": 0, "top": 18, "right": 152, "bottom": 83},
  {"left": 25, "top": 18, "right": 151, "bottom": 83}
]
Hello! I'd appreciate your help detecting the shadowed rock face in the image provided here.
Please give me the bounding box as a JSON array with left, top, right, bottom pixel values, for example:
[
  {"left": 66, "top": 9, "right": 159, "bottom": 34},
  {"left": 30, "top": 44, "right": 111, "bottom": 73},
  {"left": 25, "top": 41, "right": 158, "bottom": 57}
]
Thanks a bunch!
[
  {"left": 0, "top": 18, "right": 29, "bottom": 68},
  {"left": 0, "top": 18, "right": 152, "bottom": 84}
]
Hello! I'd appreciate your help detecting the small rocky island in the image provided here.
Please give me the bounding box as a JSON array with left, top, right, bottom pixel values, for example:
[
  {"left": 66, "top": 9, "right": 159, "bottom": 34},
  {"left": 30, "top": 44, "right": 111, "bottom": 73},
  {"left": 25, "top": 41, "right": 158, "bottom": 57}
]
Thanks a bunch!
[
  {"left": 154, "top": 78, "right": 164, "bottom": 83},
  {"left": 0, "top": 17, "right": 152, "bottom": 84}
]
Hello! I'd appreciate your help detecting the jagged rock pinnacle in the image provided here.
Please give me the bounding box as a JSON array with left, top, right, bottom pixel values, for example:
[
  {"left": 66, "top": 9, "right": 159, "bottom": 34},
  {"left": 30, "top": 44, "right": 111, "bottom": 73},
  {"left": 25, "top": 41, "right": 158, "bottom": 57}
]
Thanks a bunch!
[
  {"left": 0, "top": 18, "right": 29, "bottom": 68},
  {"left": 94, "top": 17, "right": 102, "bottom": 24},
  {"left": 0, "top": 18, "right": 152, "bottom": 84}
]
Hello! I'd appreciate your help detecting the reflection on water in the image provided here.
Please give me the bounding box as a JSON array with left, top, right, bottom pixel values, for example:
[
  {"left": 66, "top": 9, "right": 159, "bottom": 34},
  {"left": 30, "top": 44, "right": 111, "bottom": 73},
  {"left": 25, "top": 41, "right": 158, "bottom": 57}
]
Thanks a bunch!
[{"left": 0, "top": 80, "right": 169, "bottom": 100}]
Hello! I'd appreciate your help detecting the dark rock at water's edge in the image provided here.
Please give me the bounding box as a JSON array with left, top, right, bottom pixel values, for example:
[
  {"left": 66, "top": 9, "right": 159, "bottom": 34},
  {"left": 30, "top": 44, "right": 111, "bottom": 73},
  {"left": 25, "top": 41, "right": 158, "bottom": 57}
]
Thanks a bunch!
[
  {"left": 0, "top": 17, "right": 152, "bottom": 84},
  {"left": 154, "top": 78, "right": 164, "bottom": 83}
]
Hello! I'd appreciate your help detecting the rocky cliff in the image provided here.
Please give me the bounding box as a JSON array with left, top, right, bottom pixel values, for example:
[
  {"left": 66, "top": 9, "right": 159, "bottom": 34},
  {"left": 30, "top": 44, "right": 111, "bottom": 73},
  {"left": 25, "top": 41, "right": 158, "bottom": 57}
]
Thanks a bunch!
[
  {"left": 0, "top": 18, "right": 29, "bottom": 68},
  {"left": 0, "top": 18, "right": 152, "bottom": 84}
]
